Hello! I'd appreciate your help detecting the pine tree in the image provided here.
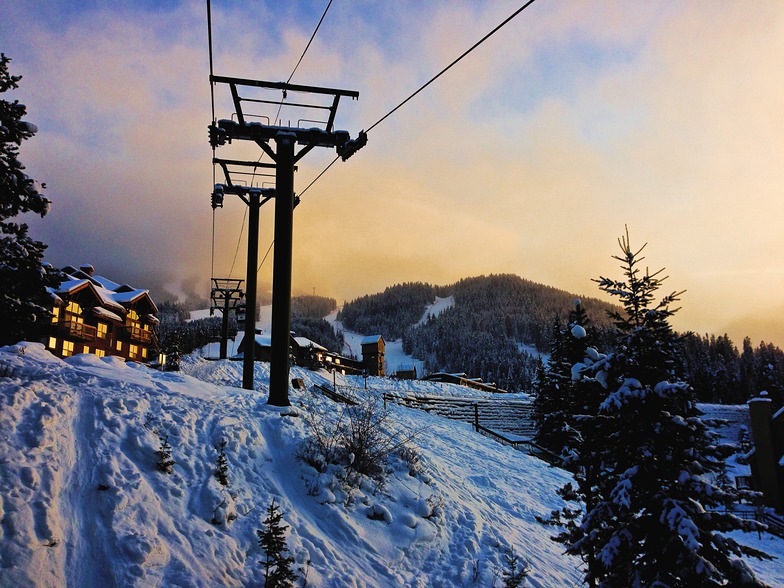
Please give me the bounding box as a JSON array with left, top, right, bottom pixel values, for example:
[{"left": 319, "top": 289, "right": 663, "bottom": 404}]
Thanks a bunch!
[
  {"left": 0, "top": 54, "right": 62, "bottom": 346},
  {"left": 533, "top": 300, "right": 595, "bottom": 459},
  {"left": 156, "top": 433, "right": 175, "bottom": 474},
  {"left": 257, "top": 499, "right": 297, "bottom": 588},
  {"left": 214, "top": 439, "right": 229, "bottom": 487},
  {"left": 552, "top": 229, "right": 770, "bottom": 587}
]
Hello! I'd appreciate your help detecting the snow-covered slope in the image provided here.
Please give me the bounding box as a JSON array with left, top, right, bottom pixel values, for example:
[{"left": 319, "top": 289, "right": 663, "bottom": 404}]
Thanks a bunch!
[
  {"left": 2, "top": 342, "right": 782, "bottom": 587},
  {"left": 0, "top": 342, "right": 577, "bottom": 586}
]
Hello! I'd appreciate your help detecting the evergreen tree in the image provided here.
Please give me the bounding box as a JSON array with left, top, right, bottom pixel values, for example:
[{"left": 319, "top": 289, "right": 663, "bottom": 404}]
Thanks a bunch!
[
  {"left": 0, "top": 54, "right": 62, "bottom": 346},
  {"left": 534, "top": 301, "right": 595, "bottom": 458},
  {"left": 550, "top": 229, "right": 769, "bottom": 587},
  {"left": 257, "top": 499, "right": 297, "bottom": 588},
  {"left": 214, "top": 439, "right": 229, "bottom": 487}
]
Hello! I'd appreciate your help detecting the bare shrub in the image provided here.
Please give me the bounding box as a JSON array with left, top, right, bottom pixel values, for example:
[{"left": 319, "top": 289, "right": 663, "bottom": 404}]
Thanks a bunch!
[{"left": 297, "top": 394, "right": 419, "bottom": 486}]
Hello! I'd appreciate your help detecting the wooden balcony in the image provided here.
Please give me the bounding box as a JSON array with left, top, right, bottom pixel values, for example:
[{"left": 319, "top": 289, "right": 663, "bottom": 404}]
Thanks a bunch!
[
  {"left": 125, "top": 325, "right": 152, "bottom": 344},
  {"left": 57, "top": 319, "right": 97, "bottom": 341}
]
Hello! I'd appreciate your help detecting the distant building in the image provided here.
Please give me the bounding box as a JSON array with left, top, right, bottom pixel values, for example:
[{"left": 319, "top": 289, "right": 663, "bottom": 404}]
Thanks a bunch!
[
  {"left": 237, "top": 329, "right": 373, "bottom": 376},
  {"left": 361, "top": 335, "right": 385, "bottom": 376},
  {"left": 45, "top": 265, "right": 159, "bottom": 363},
  {"left": 747, "top": 392, "right": 784, "bottom": 513},
  {"left": 421, "top": 372, "right": 507, "bottom": 394}
]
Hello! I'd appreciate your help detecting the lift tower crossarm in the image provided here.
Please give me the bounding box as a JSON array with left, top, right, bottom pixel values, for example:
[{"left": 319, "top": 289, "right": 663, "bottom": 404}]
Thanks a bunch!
[{"left": 210, "top": 76, "right": 358, "bottom": 132}]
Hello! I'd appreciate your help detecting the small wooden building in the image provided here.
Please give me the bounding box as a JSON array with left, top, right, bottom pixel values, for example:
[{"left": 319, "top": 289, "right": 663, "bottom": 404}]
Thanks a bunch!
[
  {"left": 747, "top": 392, "right": 784, "bottom": 512},
  {"left": 46, "top": 265, "right": 159, "bottom": 363},
  {"left": 361, "top": 334, "right": 385, "bottom": 376}
]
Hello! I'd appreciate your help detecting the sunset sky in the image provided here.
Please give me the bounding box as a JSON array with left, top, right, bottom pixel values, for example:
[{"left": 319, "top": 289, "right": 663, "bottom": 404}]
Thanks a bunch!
[{"left": 3, "top": 1, "right": 784, "bottom": 347}]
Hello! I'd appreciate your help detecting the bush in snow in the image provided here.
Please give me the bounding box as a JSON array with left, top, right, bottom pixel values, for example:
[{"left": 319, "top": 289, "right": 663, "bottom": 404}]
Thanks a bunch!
[
  {"left": 297, "top": 395, "right": 419, "bottom": 487},
  {"left": 257, "top": 499, "right": 297, "bottom": 588},
  {"left": 546, "top": 229, "right": 771, "bottom": 587},
  {"left": 214, "top": 438, "right": 229, "bottom": 487},
  {"left": 155, "top": 433, "right": 175, "bottom": 474},
  {"left": 0, "top": 54, "right": 63, "bottom": 347},
  {"left": 500, "top": 550, "right": 530, "bottom": 588}
]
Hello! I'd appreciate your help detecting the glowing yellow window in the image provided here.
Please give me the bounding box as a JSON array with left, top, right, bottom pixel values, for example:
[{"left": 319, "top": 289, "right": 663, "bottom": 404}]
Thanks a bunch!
[
  {"left": 141, "top": 348, "right": 148, "bottom": 359},
  {"left": 95, "top": 349, "right": 105, "bottom": 358},
  {"left": 116, "top": 341, "right": 122, "bottom": 352},
  {"left": 66, "top": 301, "right": 82, "bottom": 315},
  {"left": 97, "top": 323, "right": 108, "bottom": 339},
  {"left": 48, "top": 337, "right": 57, "bottom": 349},
  {"left": 51, "top": 307, "right": 60, "bottom": 323},
  {"left": 62, "top": 341, "right": 74, "bottom": 357},
  {"left": 129, "top": 344, "right": 138, "bottom": 359},
  {"left": 128, "top": 309, "right": 139, "bottom": 321}
]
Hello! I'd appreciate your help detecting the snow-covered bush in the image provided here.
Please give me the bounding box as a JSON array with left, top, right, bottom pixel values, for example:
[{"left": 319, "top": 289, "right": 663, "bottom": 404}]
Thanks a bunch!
[{"left": 296, "top": 395, "right": 418, "bottom": 488}]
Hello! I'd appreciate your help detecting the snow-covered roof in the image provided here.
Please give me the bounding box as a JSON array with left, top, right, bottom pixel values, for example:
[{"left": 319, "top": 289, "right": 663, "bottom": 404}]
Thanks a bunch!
[
  {"left": 55, "top": 278, "right": 91, "bottom": 295},
  {"left": 92, "top": 307, "right": 124, "bottom": 323},
  {"left": 361, "top": 335, "right": 383, "bottom": 345},
  {"left": 293, "top": 336, "right": 327, "bottom": 351},
  {"left": 57, "top": 265, "right": 157, "bottom": 317}
]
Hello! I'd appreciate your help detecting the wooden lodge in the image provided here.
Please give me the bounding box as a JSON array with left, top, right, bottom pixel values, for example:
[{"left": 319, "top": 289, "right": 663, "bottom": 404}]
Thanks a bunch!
[{"left": 45, "top": 265, "right": 159, "bottom": 364}]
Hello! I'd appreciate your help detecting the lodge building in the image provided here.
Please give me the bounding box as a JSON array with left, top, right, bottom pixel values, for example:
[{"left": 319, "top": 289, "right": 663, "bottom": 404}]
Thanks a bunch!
[{"left": 45, "top": 265, "right": 159, "bottom": 363}]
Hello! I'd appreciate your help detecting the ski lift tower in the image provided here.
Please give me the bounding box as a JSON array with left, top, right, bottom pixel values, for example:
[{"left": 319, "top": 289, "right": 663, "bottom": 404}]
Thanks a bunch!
[
  {"left": 209, "top": 277, "right": 244, "bottom": 359},
  {"left": 209, "top": 76, "right": 365, "bottom": 406}
]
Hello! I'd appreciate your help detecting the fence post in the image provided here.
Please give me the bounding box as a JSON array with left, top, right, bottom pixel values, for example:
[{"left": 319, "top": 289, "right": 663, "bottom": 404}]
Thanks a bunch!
[{"left": 474, "top": 403, "right": 479, "bottom": 432}]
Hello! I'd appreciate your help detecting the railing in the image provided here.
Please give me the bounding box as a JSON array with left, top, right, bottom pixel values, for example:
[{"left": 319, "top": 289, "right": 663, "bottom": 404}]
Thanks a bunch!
[
  {"left": 125, "top": 325, "right": 152, "bottom": 343},
  {"left": 314, "top": 383, "right": 358, "bottom": 406},
  {"left": 57, "top": 319, "right": 97, "bottom": 341},
  {"left": 724, "top": 508, "right": 784, "bottom": 539}
]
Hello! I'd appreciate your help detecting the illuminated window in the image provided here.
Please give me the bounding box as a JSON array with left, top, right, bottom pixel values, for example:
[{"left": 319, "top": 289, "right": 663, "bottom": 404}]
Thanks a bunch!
[
  {"left": 129, "top": 344, "right": 138, "bottom": 359},
  {"left": 95, "top": 349, "right": 105, "bottom": 358},
  {"left": 66, "top": 300, "right": 82, "bottom": 315},
  {"left": 127, "top": 309, "right": 139, "bottom": 321},
  {"left": 83, "top": 345, "right": 90, "bottom": 354},
  {"left": 51, "top": 307, "right": 60, "bottom": 323},
  {"left": 97, "top": 323, "right": 108, "bottom": 339},
  {"left": 116, "top": 341, "right": 122, "bottom": 352},
  {"left": 48, "top": 337, "right": 57, "bottom": 350},
  {"left": 141, "top": 348, "right": 148, "bottom": 359},
  {"left": 62, "top": 340, "right": 74, "bottom": 357}
]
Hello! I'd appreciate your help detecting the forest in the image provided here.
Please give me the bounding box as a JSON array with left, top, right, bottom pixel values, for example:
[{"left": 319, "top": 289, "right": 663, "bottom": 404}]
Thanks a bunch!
[{"left": 339, "top": 275, "right": 784, "bottom": 405}]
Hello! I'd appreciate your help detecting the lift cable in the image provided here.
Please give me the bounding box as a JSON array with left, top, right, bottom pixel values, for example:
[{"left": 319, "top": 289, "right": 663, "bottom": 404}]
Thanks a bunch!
[
  {"left": 207, "top": 0, "right": 218, "bottom": 282},
  {"left": 299, "top": 0, "right": 538, "bottom": 198},
  {"left": 228, "top": 207, "right": 248, "bottom": 279},
  {"left": 257, "top": 239, "right": 275, "bottom": 274},
  {"left": 274, "top": 0, "right": 334, "bottom": 125}
]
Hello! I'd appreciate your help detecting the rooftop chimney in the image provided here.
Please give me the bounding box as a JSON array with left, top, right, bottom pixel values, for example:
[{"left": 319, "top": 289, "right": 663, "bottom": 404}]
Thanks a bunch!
[{"left": 80, "top": 264, "right": 94, "bottom": 276}]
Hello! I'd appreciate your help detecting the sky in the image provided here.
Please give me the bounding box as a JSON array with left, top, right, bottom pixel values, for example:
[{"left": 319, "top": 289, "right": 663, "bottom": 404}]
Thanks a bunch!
[{"left": 3, "top": 0, "right": 784, "bottom": 347}]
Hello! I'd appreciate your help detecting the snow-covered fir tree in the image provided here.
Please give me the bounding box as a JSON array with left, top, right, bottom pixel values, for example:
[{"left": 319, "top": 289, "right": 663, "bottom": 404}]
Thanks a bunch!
[
  {"left": 533, "top": 300, "right": 595, "bottom": 459},
  {"left": 257, "top": 499, "right": 297, "bottom": 588},
  {"left": 550, "top": 229, "right": 771, "bottom": 587},
  {"left": 0, "top": 54, "right": 62, "bottom": 346}
]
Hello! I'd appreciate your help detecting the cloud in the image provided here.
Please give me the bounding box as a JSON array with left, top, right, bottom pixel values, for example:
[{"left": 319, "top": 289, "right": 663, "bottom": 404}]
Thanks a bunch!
[{"left": 6, "top": 1, "right": 784, "bottom": 347}]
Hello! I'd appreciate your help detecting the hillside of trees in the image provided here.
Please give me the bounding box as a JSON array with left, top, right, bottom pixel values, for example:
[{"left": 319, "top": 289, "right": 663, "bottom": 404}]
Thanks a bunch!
[
  {"left": 337, "top": 282, "right": 437, "bottom": 340},
  {"left": 291, "top": 295, "right": 343, "bottom": 353},
  {"left": 339, "top": 274, "right": 784, "bottom": 404},
  {"left": 338, "top": 275, "right": 618, "bottom": 392}
]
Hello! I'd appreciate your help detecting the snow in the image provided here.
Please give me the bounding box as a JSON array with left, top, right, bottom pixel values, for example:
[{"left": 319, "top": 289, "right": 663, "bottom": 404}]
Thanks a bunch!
[
  {"left": 415, "top": 295, "right": 455, "bottom": 326},
  {"left": 0, "top": 342, "right": 582, "bottom": 586},
  {"left": 4, "top": 294, "right": 779, "bottom": 585}
]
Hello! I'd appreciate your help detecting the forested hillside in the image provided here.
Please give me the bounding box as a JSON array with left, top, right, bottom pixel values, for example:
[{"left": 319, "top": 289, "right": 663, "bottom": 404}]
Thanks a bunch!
[
  {"left": 339, "top": 275, "right": 618, "bottom": 392},
  {"left": 337, "top": 282, "right": 437, "bottom": 340}
]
